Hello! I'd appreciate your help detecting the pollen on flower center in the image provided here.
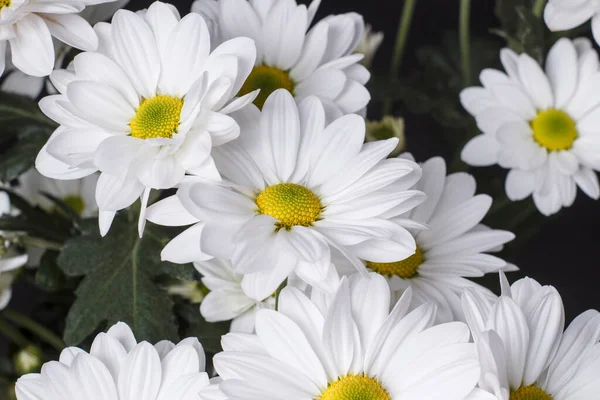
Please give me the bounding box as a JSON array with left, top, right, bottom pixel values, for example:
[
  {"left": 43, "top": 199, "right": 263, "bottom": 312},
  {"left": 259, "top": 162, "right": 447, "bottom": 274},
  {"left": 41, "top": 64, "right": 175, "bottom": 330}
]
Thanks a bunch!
[
  {"left": 318, "top": 374, "right": 390, "bottom": 400},
  {"left": 238, "top": 65, "right": 295, "bottom": 110},
  {"left": 130, "top": 95, "right": 184, "bottom": 140},
  {"left": 531, "top": 109, "right": 577, "bottom": 151},
  {"left": 509, "top": 385, "right": 552, "bottom": 400},
  {"left": 367, "top": 247, "right": 424, "bottom": 279},
  {"left": 256, "top": 183, "right": 322, "bottom": 229},
  {"left": 0, "top": 0, "right": 11, "bottom": 9}
]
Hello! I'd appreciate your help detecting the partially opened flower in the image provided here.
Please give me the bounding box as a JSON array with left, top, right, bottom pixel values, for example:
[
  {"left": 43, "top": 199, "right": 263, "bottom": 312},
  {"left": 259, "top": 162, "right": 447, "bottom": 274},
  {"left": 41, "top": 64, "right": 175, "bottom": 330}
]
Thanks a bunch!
[
  {"left": 195, "top": 258, "right": 275, "bottom": 333},
  {"left": 462, "top": 274, "right": 600, "bottom": 400},
  {"left": 192, "top": 0, "right": 370, "bottom": 117},
  {"left": 214, "top": 273, "right": 481, "bottom": 400},
  {"left": 0, "top": 0, "right": 120, "bottom": 78},
  {"left": 147, "top": 90, "right": 424, "bottom": 302},
  {"left": 460, "top": 38, "right": 600, "bottom": 215},
  {"left": 342, "top": 155, "right": 516, "bottom": 323},
  {"left": 356, "top": 24, "right": 384, "bottom": 69},
  {"left": 16, "top": 321, "right": 221, "bottom": 400},
  {"left": 544, "top": 0, "right": 600, "bottom": 44},
  {"left": 35, "top": 1, "right": 258, "bottom": 236}
]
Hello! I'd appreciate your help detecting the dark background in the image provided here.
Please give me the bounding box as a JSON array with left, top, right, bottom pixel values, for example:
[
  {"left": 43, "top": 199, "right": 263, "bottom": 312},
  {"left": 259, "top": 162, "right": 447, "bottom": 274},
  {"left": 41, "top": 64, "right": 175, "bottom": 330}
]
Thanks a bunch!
[{"left": 2, "top": 0, "right": 599, "bottom": 359}]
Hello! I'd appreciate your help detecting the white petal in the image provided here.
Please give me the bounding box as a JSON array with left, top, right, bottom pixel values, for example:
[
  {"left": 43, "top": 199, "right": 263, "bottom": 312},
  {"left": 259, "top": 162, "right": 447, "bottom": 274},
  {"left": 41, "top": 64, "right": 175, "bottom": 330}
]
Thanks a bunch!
[
  {"left": 40, "top": 13, "right": 98, "bottom": 52},
  {"left": 10, "top": 14, "right": 54, "bottom": 77}
]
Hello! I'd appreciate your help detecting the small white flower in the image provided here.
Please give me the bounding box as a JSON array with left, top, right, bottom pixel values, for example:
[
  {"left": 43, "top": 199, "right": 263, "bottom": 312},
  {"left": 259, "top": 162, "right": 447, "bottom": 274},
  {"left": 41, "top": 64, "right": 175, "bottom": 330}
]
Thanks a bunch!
[
  {"left": 192, "top": 0, "right": 371, "bottom": 118},
  {"left": 1, "top": 1, "right": 129, "bottom": 97},
  {"left": 195, "top": 258, "right": 275, "bottom": 333},
  {"left": 341, "top": 155, "right": 516, "bottom": 323},
  {"left": 545, "top": 0, "right": 600, "bottom": 45},
  {"left": 16, "top": 321, "right": 223, "bottom": 400},
  {"left": 355, "top": 24, "right": 383, "bottom": 69},
  {"left": 0, "top": 0, "right": 121, "bottom": 78},
  {"left": 17, "top": 168, "right": 98, "bottom": 217},
  {"left": 460, "top": 38, "right": 600, "bottom": 216},
  {"left": 147, "top": 89, "right": 424, "bottom": 302},
  {"left": 214, "top": 273, "right": 481, "bottom": 400},
  {"left": 35, "top": 1, "right": 258, "bottom": 236},
  {"left": 463, "top": 273, "right": 600, "bottom": 400}
]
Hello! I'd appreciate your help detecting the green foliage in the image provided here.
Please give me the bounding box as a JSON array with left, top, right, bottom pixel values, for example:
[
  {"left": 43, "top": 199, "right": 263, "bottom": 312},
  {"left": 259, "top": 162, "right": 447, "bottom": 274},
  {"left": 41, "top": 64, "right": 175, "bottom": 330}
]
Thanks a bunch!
[
  {"left": 0, "top": 93, "right": 56, "bottom": 182},
  {"left": 57, "top": 215, "right": 195, "bottom": 345},
  {"left": 493, "top": 3, "right": 546, "bottom": 63},
  {"left": 176, "top": 303, "right": 230, "bottom": 354}
]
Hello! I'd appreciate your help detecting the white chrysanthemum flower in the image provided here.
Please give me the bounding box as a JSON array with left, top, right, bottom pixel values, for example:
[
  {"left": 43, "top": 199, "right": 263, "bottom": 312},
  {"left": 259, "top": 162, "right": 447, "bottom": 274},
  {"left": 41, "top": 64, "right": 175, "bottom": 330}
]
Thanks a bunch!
[
  {"left": 545, "top": 0, "right": 600, "bottom": 44},
  {"left": 17, "top": 169, "right": 98, "bottom": 217},
  {"left": 460, "top": 38, "right": 600, "bottom": 216},
  {"left": 336, "top": 155, "right": 516, "bottom": 323},
  {"left": 387, "top": 156, "right": 517, "bottom": 316},
  {"left": 192, "top": 0, "right": 370, "bottom": 117},
  {"left": 0, "top": 0, "right": 120, "bottom": 78},
  {"left": 147, "top": 89, "right": 424, "bottom": 302},
  {"left": 195, "top": 258, "right": 275, "bottom": 333},
  {"left": 356, "top": 24, "right": 383, "bottom": 69},
  {"left": 462, "top": 273, "right": 600, "bottom": 400},
  {"left": 15, "top": 321, "right": 223, "bottom": 400},
  {"left": 1, "top": 1, "right": 129, "bottom": 97},
  {"left": 214, "top": 273, "right": 480, "bottom": 400},
  {"left": 35, "top": 1, "right": 258, "bottom": 236}
]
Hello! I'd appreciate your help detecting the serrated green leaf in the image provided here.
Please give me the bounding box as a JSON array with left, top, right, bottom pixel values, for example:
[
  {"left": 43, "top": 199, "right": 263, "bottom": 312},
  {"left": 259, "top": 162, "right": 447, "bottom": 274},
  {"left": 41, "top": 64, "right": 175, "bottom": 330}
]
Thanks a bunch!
[
  {"left": 176, "top": 303, "right": 230, "bottom": 353},
  {"left": 57, "top": 214, "right": 186, "bottom": 345}
]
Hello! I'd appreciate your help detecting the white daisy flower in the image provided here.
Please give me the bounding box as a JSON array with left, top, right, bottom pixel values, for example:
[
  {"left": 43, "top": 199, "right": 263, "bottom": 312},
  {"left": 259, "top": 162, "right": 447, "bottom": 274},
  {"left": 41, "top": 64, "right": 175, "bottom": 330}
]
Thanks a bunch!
[
  {"left": 462, "top": 273, "right": 600, "bottom": 400},
  {"left": 214, "top": 273, "right": 481, "bottom": 400},
  {"left": 356, "top": 24, "right": 384, "bottom": 69},
  {"left": 195, "top": 258, "right": 275, "bottom": 333},
  {"left": 146, "top": 89, "right": 424, "bottom": 302},
  {"left": 17, "top": 169, "right": 98, "bottom": 217},
  {"left": 16, "top": 321, "right": 223, "bottom": 400},
  {"left": 460, "top": 38, "right": 600, "bottom": 216},
  {"left": 0, "top": 0, "right": 120, "bottom": 78},
  {"left": 192, "top": 0, "right": 370, "bottom": 117},
  {"left": 338, "top": 155, "right": 517, "bottom": 323},
  {"left": 35, "top": 1, "right": 258, "bottom": 236},
  {"left": 545, "top": 0, "right": 600, "bottom": 44},
  {"left": 1, "top": 1, "right": 129, "bottom": 97}
]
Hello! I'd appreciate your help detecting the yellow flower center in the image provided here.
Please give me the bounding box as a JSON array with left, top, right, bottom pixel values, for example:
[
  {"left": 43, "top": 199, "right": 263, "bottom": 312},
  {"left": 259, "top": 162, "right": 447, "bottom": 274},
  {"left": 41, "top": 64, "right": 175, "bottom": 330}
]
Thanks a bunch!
[
  {"left": 63, "top": 195, "right": 85, "bottom": 215},
  {"left": 0, "top": 0, "right": 11, "bottom": 9},
  {"left": 510, "top": 385, "right": 552, "bottom": 400},
  {"left": 366, "top": 247, "right": 424, "bottom": 279},
  {"left": 318, "top": 374, "right": 390, "bottom": 400},
  {"left": 238, "top": 65, "right": 295, "bottom": 110},
  {"left": 130, "top": 95, "right": 184, "bottom": 140},
  {"left": 531, "top": 109, "right": 577, "bottom": 151},
  {"left": 256, "top": 183, "right": 322, "bottom": 229}
]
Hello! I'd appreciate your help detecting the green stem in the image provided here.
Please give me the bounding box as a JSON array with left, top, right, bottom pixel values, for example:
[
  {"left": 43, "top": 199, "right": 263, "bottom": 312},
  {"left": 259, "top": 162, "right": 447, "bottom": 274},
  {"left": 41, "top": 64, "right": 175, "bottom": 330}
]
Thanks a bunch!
[
  {"left": 19, "top": 236, "right": 63, "bottom": 252},
  {"left": 532, "top": 0, "right": 547, "bottom": 18},
  {"left": 0, "top": 317, "right": 29, "bottom": 348},
  {"left": 383, "top": 0, "right": 417, "bottom": 115},
  {"left": 459, "top": 0, "right": 472, "bottom": 86},
  {"left": 2, "top": 309, "right": 64, "bottom": 351}
]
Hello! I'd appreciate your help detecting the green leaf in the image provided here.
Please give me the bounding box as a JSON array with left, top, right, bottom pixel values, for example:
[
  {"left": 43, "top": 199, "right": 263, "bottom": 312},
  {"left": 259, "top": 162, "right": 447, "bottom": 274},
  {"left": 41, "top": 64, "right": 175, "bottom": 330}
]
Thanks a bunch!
[
  {"left": 35, "top": 251, "right": 68, "bottom": 291},
  {"left": 0, "top": 93, "right": 57, "bottom": 182},
  {"left": 57, "top": 214, "right": 191, "bottom": 345},
  {"left": 176, "top": 303, "right": 230, "bottom": 353}
]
